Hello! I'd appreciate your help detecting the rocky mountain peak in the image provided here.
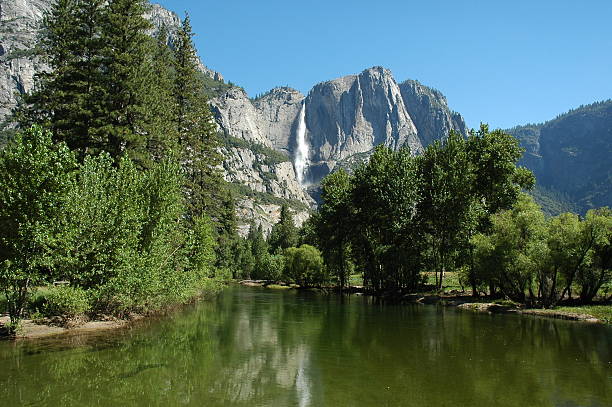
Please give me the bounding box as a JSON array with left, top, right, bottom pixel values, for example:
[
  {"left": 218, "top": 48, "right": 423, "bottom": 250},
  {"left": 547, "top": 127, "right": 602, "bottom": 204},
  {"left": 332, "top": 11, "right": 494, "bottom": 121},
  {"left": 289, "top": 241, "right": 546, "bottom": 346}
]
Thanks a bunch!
[
  {"left": 302, "top": 67, "right": 422, "bottom": 183},
  {"left": 399, "top": 79, "right": 467, "bottom": 147}
]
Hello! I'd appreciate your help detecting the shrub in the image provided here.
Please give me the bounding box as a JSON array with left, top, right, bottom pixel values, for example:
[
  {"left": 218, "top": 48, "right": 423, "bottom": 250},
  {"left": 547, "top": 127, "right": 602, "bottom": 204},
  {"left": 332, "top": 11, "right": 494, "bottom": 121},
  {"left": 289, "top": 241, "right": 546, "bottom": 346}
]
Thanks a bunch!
[
  {"left": 42, "top": 286, "right": 90, "bottom": 318},
  {"left": 283, "top": 245, "right": 327, "bottom": 287},
  {"left": 260, "top": 253, "right": 285, "bottom": 281},
  {"left": 214, "top": 267, "right": 233, "bottom": 282}
]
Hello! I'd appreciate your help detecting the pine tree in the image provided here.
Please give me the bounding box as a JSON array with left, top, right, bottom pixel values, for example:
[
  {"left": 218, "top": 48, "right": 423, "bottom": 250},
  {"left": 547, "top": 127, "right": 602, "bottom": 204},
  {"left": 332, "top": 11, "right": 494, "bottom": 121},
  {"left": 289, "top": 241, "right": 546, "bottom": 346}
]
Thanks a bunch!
[
  {"left": 214, "top": 188, "right": 239, "bottom": 271},
  {"left": 16, "top": 0, "right": 107, "bottom": 157},
  {"left": 98, "top": 0, "right": 154, "bottom": 164},
  {"left": 15, "top": 0, "right": 162, "bottom": 165},
  {"left": 269, "top": 205, "right": 299, "bottom": 252},
  {"left": 145, "top": 25, "right": 179, "bottom": 160},
  {"left": 248, "top": 223, "right": 269, "bottom": 279},
  {"left": 172, "top": 15, "right": 225, "bottom": 222}
]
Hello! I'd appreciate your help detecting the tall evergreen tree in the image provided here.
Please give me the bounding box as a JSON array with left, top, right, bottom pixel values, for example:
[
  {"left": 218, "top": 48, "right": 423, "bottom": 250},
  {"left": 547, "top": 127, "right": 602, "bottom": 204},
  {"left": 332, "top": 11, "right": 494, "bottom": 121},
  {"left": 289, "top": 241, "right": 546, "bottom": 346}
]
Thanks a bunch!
[
  {"left": 98, "top": 0, "right": 153, "bottom": 163},
  {"left": 146, "top": 25, "right": 179, "bottom": 160},
  {"left": 16, "top": 0, "right": 107, "bottom": 157},
  {"left": 172, "top": 15, "right": 224, "bottom": 221},
  {"left": 248, "top": 223, "right": 269, "bottom": 279},
  {"left": 269, "top": 205, "right": 299, "bottom": 252},
  {"left": 15, "top": 0, "right": 164, "bottom": 165}
]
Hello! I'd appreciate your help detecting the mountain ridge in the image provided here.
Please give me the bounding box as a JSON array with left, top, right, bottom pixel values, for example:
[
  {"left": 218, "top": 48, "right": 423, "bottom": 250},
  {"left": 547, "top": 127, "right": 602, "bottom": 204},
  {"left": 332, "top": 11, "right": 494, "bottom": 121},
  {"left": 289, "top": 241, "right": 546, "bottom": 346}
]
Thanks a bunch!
[{"left": 507, "top": 99, "right": 612, "bottom": 215}]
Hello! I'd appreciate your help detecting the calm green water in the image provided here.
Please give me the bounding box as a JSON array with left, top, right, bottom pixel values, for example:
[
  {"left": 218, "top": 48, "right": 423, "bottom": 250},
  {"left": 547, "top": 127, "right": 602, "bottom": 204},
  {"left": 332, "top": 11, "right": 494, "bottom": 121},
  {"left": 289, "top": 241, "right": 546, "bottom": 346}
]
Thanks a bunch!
[{"left": 1, "top": 286, "right": 611, "bottom": 406}]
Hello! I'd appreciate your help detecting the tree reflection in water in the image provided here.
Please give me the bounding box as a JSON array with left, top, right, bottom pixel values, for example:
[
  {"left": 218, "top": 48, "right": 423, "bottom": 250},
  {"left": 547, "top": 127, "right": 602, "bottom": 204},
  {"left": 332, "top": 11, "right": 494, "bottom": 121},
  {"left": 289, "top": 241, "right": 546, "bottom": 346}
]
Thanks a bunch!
[{"left": 1, "top": 286, "right": 611, "bottom": 406}]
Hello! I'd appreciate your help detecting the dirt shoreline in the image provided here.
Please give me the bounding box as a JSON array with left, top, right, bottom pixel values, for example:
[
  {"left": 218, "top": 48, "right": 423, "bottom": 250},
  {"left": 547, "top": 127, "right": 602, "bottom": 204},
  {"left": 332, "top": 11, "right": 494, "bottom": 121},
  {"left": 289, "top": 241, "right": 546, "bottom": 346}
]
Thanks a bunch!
[
  {"left": 239, "top": 280, "right": 607, "bottom": 325},
  {"left": 0, "top": 315, "right": 137, "bottom": 340}
]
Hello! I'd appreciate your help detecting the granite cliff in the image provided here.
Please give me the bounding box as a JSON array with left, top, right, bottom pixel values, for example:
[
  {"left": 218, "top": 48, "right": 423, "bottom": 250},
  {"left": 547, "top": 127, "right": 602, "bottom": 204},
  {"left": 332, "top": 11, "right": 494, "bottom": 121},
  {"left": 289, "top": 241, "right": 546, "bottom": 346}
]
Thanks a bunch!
[
  {"left": 0, "top": 0, "right": 222, "bottom": 125},
  {"left": 0, "top": 0, "right": 470, "bottom": 233},
  {"left": 399, "top": 79, "right": 467, "bottom": 147},
  {"left": 212, "top": 67, "right": 466, "bottom": 187}
]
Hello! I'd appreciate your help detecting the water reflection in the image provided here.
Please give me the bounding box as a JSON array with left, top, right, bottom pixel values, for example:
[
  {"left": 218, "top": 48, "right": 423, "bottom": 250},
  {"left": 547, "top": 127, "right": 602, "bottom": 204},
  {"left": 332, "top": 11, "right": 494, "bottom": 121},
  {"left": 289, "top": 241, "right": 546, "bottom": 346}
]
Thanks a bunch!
[{"left": 0, "top": 286, "right": 611, "bottom": 406}]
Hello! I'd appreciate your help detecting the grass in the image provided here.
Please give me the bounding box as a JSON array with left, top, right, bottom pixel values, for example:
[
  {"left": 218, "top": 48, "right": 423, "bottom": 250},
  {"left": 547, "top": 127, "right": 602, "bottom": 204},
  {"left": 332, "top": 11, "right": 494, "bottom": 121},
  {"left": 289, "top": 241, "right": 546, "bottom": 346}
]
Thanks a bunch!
[
  {"left": 552, "top": 305, "right": 612, "bottom": 323},
  {"left": 424, "top": 272, "right": 466, "bottom": 293},
  {"left": 348, "top": 274, "right": 363, "bottom": 286},
  {"left": 266, "top": 284, "right": 291, "bottom": 290}
]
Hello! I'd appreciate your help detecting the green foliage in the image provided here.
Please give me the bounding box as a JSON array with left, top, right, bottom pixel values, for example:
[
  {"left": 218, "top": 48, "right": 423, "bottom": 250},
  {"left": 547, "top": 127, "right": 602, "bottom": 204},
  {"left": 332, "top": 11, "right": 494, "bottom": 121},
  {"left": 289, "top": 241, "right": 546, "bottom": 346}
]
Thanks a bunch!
[
  {"left": 269, "top": 205, "right": 299, "bottom": 253},
  {"left": 173, "top": 14, "right": 226, "bottom": 227},
  {"left": 472, "top": 198, "right": 612, "bottom": 306},
  {"left": 248, "top": 224, "right": 270, "bottom": 279},
  {"left": 258, "top": 253, "right": 285, "bottom": 281},
  {"left": 313, "top": 124, "right": 543, "bottom": 296},
  {"left": 58, "top": 154, "right": 214, "bottom": 314},
  {"left": 553, "top": 305, "right": 612, "bottom": 323},
  {"left": 508, "top": 100, "right": 612, "bottom": 215},
  {"left": 13, "top": 0, "right": 162, "bottom": 165},
  {"left": 471, "top": 194, "right": 547, "bottom": 303},
  {"left": 283, "top": 245, "right": 327, "bottom": 287},
  {"left": 233, "top": 238, "right": 255, "bottom": 280},
  {"left": 530, "top": 185, "right": 579, "bottom": 217},
  {"left": 189, "top": 216, "right": 218, "bottom": 279},
  {"left": 0, "top": 126, "right": 77, "bottom": 325},
  {"left": 0, "top": 1, "right": 236, "bottom": 331},
  {"left": 0, "top": 127, "right": 224, "bottom": 324},
  {"left": 575, "top": 208, "right": 612, "bottom": 302},
  {"left": 42, "top": 286, "right": 90, "bottom": 318},
  {"left": 417, "top": 130, "right": 476, "bottom": 289}
]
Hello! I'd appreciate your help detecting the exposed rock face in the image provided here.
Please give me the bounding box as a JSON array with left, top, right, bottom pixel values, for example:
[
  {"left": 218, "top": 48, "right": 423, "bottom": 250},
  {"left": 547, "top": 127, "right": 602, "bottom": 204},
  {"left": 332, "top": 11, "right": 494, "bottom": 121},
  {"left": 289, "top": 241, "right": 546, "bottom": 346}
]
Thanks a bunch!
[
  {"left": 221, "top": 145, "right": 314, "bottom": 235},
  {"left": 252, "top": 87, "right": 305, "bottom": 154},
  {"left": 303, "top": 67, "right": 422, "bottom": 183},
  {"left": 210, "top": 67, "right": 468, "bottom": 210},
  {"left": 0, "top": 0, "right": 222, "bottom": 125},
  {"left": 0, "top": 0, "right": 49, "bottom": 122},
  {"left": 210, "top": 87, "right": 272, "bottom": 146},
  {"left": 0, "top": 0, "right": 475, "bottom": 233},
  {"left": 399, "top": 79, "right": 467, "bottom": 146},
  {"left": 145, "top": 4, "right": 223, "bottom": 82}
]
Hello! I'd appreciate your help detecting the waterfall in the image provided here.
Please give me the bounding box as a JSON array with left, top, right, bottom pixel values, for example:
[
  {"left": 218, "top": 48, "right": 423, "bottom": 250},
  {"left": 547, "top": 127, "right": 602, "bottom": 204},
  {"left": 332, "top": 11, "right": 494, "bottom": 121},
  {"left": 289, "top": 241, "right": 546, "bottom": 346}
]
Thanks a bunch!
[{"left": 294, "top": 102, "right": 310, "bottom": 185}]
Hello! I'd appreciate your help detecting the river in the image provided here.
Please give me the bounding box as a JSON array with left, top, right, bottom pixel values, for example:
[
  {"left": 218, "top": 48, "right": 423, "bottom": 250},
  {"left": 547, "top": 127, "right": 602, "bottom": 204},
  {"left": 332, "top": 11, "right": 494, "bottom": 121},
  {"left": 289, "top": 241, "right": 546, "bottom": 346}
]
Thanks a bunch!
[{"left": 1, "top": 285, "right": 611, "bottom": 406}]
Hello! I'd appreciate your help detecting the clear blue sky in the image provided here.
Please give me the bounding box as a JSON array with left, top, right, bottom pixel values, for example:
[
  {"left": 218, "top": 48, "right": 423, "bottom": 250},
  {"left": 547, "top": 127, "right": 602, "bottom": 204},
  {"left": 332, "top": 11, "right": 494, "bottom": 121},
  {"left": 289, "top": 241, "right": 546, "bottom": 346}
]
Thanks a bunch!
[{"left": 155, "top": 0, "right": 612, "bottom": 130}]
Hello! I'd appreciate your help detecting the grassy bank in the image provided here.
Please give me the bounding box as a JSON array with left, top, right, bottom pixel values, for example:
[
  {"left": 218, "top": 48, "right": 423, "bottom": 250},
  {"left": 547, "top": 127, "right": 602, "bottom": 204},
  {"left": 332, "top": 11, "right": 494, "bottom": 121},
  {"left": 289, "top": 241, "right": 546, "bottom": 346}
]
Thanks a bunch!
[
  {"left": 547, "top": 305, "right": 612, "bottom": 323},
  {"left": 1, "top": 278, "right": 227, "bottom": 339}
]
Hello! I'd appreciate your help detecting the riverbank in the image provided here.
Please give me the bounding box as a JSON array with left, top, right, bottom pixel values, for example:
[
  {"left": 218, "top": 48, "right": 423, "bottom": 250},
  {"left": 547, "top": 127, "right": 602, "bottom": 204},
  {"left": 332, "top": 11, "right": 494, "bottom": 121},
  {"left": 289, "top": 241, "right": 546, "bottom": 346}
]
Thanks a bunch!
[
  {"left": 0, "top": 315, "right": 134, "bottom": 339},
  {"left": 0, "top": 280, "right": 227, "bottom": 340},
  {"left": 239, "top": 280, "right": 611, "bottom": 324}
]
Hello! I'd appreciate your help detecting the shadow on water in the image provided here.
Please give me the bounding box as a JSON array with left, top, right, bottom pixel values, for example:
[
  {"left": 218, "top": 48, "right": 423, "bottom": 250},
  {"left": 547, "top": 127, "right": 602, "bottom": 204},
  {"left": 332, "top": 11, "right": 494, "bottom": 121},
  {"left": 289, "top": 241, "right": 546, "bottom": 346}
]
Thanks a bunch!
[{"left": 1, "top": 285, "right": 611, "bottom": 406}]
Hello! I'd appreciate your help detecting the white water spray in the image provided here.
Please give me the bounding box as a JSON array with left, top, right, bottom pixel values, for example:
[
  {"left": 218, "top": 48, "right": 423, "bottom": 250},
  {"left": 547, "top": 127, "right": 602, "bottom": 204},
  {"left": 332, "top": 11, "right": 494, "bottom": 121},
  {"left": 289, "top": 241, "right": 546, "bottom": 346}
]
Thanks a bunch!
[{"left": 294, "top": 102, "right": 310, "bottom": 185}]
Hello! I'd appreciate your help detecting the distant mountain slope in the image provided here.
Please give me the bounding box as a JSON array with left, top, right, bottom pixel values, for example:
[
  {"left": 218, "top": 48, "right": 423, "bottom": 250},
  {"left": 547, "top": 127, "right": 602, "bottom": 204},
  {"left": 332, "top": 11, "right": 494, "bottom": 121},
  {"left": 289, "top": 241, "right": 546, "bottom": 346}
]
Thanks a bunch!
[{"left": 508, "top": 100, "right": 612, "bottom": 215}]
